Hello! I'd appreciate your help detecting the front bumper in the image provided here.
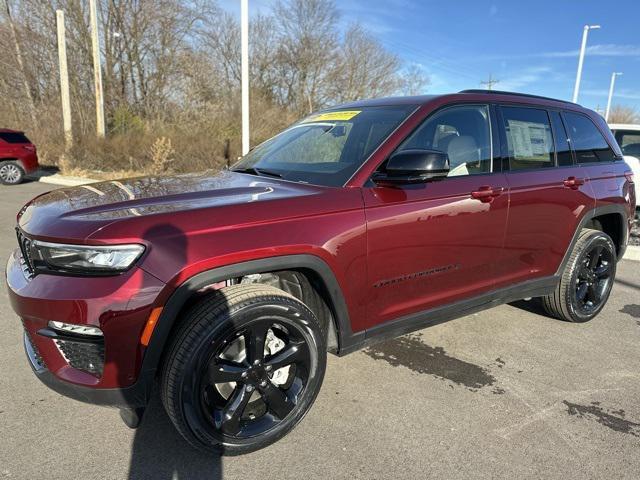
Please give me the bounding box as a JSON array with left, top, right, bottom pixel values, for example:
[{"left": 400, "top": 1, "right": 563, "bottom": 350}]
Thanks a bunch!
[
  {"left": 24, "top": 331, "right": 153, "bottom": 408},
  {"left": 7, "top": 248, "right": 166, "bottom": 403}
]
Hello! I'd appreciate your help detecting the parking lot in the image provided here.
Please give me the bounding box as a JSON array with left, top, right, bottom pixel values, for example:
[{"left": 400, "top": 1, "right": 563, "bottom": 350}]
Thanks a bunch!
[{"left": 1, "top": 181, "right": 639, "bottom": 480}]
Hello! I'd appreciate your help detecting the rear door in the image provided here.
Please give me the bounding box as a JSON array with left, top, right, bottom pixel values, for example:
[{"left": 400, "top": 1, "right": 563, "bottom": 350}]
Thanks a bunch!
[
  {"left": 363, "top": 103, "right": 509, "bottom": 328},
  {"left": 496, "top": 105, "right": 594, "bottom": 283},
  {"left": 563, "top": 112, "right": 627, "bottom": 209}
]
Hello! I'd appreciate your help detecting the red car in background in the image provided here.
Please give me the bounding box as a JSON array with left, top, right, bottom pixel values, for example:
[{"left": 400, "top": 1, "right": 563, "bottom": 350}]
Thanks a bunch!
[{"left": 0, "top": 129, "right": 39, "bottom": 184}]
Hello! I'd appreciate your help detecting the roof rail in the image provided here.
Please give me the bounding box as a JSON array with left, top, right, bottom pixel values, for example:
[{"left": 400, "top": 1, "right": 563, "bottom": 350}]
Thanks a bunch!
[{"left": 458, "top": 89, "right": 575, "bottom": 105}]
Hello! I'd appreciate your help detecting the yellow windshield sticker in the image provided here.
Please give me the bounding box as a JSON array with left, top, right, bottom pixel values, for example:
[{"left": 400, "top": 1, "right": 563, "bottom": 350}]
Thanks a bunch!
[{"left": 302, "top": 110, "right": 361, "bottom": 123}]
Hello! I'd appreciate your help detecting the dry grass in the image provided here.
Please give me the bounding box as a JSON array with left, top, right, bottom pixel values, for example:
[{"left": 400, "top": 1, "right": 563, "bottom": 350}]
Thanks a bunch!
[{"left": 2, "top": 95, "right": 297, "bottom": 178}]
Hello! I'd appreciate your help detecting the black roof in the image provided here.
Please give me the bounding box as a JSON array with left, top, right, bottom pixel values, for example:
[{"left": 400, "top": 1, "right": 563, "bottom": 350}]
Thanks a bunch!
[
  {"left": 332, "top": 90, "right": 575, "bottom": 110},
  {"left": 458, "top": 89, "right": 575, "bottom": 105}
]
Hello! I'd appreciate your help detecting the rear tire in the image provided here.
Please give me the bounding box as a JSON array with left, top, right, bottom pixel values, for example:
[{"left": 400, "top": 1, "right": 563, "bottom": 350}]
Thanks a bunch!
[
  {"left": 161, "top": 284, "right": 326, "bottom": 455},
  {"left": 541, "top": 228, "right": 616, "bottom": 323},
  {"left": 0, "top": 161, "right": 25, "bottom": 185}
]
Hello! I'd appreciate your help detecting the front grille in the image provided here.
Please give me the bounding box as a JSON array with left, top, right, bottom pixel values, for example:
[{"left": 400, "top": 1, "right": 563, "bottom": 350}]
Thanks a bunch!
[
  {"left": 16, "top": 228, "right": 34, "bottom": 278},
  {"left": 55, "top": 339, "right": 105, "bottom": 377}
]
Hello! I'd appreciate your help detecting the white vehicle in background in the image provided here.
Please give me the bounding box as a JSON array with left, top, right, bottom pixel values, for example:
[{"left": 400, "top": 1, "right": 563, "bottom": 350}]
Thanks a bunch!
[{"left": 609, "top": 123, "right": 640, "bottom": 215}]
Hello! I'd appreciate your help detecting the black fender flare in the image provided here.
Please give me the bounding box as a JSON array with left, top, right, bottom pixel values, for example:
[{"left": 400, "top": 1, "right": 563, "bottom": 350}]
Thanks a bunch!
[
  {"left": 556, "top": 203, "right": 629, "bottom": 276},
  {"left": 139, "top": 254, "right": 361, "bottom": 381},
  {"left": 86, "top": 255, "right": 362, "bottom": 410}
]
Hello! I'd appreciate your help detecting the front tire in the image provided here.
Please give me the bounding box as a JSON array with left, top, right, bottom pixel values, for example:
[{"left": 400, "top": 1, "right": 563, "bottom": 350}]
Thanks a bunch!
[
  {"left": 541, "top": 228, "right": 616, "bottom": 323},
  {"left": 161, "top": 284, "right": 326, "bottom": 455}
]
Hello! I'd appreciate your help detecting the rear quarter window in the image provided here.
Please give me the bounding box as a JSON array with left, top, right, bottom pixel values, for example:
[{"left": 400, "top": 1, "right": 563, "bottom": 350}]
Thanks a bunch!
[
  {"left": 563, "top": 112, "right": 616, "bottom": 163},
  {"left": 0, "top": 132, "right": 30, "bottom": 144}
]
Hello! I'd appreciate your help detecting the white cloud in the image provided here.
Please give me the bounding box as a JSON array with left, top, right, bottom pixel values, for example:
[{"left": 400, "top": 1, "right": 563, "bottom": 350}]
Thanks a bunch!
[
  {"left": 479, "top": 44, "right": 640, "bottom": 61},
  {"left": 497, "top": 66, "right": 553, "bottom": 91},
  {"left": 582, "top": 89, "right": 640, "bottom": 101},
  {"left": 540, "top": 44, "right": 640, "bottom": 58}
]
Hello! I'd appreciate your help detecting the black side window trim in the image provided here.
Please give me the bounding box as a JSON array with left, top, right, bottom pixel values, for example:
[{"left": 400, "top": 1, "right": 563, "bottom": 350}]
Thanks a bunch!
[{"left": 548, "top": 108, "right": 576, "bottom": 167}]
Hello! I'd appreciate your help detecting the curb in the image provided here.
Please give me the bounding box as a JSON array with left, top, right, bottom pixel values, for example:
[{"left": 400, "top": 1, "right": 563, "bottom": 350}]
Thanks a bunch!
[
  {"left": 624, "top": 245, "right": 640, "bottom": 262},
  {"left": 28, "top": 173, "right": 99, "bottom": 187}
]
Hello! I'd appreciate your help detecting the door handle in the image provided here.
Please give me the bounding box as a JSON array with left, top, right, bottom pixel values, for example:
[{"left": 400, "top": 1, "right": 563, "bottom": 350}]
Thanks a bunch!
[
  {"left": 471, "top": 186, "right": 504, "bottom": 203},
  {"left": 563, "top": 176, "right": 585, "bottom": 189}
]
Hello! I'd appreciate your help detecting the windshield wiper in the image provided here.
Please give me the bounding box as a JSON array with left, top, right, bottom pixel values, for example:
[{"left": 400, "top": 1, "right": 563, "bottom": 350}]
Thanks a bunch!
[{"left": 231, "top": 167, "right": 283, "bottom": 178}]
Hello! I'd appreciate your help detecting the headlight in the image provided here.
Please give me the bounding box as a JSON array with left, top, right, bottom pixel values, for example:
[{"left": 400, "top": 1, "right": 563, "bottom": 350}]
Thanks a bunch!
[{"left": 30, "top": 241, "right": 145, "bottom": 274}]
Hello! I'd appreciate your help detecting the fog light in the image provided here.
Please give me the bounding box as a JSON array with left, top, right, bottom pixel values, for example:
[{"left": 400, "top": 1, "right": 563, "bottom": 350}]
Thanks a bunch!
[{"left": 48, "top": 321, "right": 103, "bottom": 337}]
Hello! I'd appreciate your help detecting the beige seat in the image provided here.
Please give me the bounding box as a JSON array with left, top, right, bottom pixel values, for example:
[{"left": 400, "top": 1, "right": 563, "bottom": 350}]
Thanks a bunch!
[{"left": 447, "top": 135, "right": 479, "bottom": 176}]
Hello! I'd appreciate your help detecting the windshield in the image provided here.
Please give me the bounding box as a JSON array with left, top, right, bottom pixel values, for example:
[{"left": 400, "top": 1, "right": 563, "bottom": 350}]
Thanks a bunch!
[{"left": 232, "top": 105, "right": 417, "bottom": 187}]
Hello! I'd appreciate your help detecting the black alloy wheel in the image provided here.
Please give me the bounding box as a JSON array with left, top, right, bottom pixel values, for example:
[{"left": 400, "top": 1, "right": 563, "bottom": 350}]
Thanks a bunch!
[
  {"left": 542, "top": 228, "right": 617, "bottom": 323},
  {"left": 202, "top": 317, "right": 312, "bottom": 439},
  {"left": 162, "top": 284, "right": 326, "bottom": 455},
  {"left": 573, "top": 243, "right": 614, "bottom": 316}
]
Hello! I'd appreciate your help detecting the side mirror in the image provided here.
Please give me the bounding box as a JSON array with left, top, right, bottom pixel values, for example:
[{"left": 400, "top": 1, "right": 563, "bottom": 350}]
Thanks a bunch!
[{"left": 373, "top": 149, "right": 450, "bottom": 186}]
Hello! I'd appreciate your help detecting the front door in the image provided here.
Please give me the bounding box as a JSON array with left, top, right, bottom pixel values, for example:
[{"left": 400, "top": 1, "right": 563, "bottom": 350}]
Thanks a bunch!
[{"left": 363, "top": 104, "right": 509, "bottom": 328}]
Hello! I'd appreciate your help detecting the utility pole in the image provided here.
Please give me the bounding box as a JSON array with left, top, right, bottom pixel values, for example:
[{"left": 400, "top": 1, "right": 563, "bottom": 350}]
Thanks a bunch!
[
  {"left": 572, "top": 24, "right": 600, "bottom": 103},
  {"left": 89, "top": 0, "right": 105, "bottom": 138},
  {"left": 605, "top": 72, "right": 623, "bottom": 122},
  {"left": 481, "top": 74, "right": 499, "bottom": 91},
  {"left": 241, "top": 0, "right": 250, "bottom": 156},
  {"left": 56, "top": 10, "right": 73, "bottom": 150}
]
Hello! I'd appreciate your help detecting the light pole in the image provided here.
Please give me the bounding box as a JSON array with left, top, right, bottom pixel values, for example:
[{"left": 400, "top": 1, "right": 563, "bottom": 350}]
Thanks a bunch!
[
  {"left": 89, "top": 0, "right": 105, "bottom": 138},
  {"left": 241, "top": 0, "right": 250, "bottom": 156},
  {"left": 56, "top": 10, "right": 72, "bottom": 150},
  {"left": 572, "top": 24, "right": 600, "bottom": 103},
  {"left": 605, "top": 72, "right": 623, "bottom": 122}
]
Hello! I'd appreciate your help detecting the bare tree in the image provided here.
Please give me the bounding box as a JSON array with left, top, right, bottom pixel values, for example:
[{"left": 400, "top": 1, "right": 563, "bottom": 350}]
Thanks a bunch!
[
  {"left": 0, "top": 0, "right": 429, "bottom": 173},
  {"left": 399, "top": 64, "right": 430, "bottom": 96},
  {"left": 273, "top": 0, "right": 339, "bottom": 113},
  {"left": 608, "top": 105, "right": 640, "bottom": 124},
  {"left": 2, "top": 0, "right": 37, "bottom": 124},
  {"left": 328, "top": 24, "right": 402, "bottom": 103}
]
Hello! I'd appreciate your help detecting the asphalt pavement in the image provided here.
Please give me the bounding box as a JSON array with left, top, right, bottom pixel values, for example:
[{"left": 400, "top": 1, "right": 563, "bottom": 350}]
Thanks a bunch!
[{"left": 1, "top": 181, "right": 639, "bottom": 480}]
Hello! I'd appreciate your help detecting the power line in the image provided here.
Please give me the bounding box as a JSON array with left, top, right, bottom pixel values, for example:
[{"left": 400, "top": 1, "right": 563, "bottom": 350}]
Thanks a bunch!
[{"left": 480, "top": 74, "right": 500, "bottom": 90}]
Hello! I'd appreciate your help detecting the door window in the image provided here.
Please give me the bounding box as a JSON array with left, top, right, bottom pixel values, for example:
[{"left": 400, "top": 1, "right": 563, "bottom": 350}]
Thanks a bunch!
[
  {"left": 501, "top": 107, "right": 554, "bottom": 170},
  {"left": 563, "top": 112, "right": 616, "bottom": 163},
  {"left": 397, "top": 104, "right": 492, "bottom": 176}
]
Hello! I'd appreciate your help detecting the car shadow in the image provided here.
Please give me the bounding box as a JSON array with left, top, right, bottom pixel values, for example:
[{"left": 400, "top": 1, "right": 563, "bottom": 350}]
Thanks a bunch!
[
  {"left": 615, "top": 277, "right": 640, "bottom": 292},
  {"left": 508, "top": 298, "right": 547, "bottom": 315},
  {"left": 127, "top": 222, "right": 223, "bottom": 479},
  {"left": 127, "top": 391, "right": 223, "bottom": 480}
]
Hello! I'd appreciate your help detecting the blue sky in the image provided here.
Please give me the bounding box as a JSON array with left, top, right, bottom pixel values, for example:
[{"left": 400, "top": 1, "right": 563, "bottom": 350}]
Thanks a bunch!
[{"left": 219, "top": 0, "right": 640, "bottom": 111}]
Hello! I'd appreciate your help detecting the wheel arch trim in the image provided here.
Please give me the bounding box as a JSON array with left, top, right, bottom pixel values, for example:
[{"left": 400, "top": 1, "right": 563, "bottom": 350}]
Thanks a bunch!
[
  {"left": 142, "top": 254, "right": 360, "bottom": 379},
  {"left": 556, "top": 204, "right": 629, "bottom": 276}
]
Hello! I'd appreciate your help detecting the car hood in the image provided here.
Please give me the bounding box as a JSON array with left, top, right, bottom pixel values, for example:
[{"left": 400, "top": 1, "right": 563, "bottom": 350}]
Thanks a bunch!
[{"left": 17, "top": 170, "right": 325, "bottom": 240}]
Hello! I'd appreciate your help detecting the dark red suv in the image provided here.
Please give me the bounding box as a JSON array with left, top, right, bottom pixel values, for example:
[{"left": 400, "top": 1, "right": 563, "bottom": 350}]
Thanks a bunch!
[
  {"left": 7, "top": 91, "right": 636, "bottom": 454},
  {"left": 0, "top": 129, "right": 39, "bottom": 184}
]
